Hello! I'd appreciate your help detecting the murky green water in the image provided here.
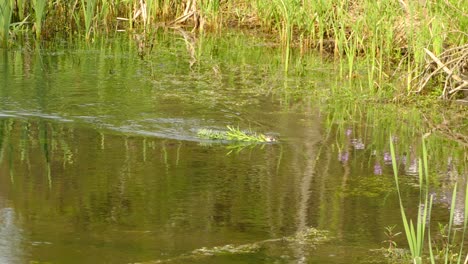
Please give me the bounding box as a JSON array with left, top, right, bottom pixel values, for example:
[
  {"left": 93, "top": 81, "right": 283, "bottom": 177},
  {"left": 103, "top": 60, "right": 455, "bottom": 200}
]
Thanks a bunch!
[{"left": 0, "top": 32, "right": 466, "bottom": 263}]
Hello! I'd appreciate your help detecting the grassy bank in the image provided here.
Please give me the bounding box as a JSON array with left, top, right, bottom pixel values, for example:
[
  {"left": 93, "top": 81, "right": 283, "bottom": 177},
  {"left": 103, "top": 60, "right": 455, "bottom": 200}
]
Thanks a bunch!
[{"left": 0, "top": 0, "right": 467, "bottom": 98}]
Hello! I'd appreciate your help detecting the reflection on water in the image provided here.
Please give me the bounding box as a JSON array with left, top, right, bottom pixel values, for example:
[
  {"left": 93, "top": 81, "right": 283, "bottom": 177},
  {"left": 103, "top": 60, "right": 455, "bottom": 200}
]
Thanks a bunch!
[
  {"left": 0, "top": 33, "right": 466, "bottom": 263},
  {"left": 0, "top": 205, "right": 23, "bottom": 264}
]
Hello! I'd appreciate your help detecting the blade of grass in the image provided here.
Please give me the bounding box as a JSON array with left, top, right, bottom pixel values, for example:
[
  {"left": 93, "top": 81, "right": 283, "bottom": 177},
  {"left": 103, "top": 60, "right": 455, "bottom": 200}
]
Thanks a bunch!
[
  {"left": 457, "top": 181, "right": 468, "bottom": 263},
  {"left": 445, "top": 183, "right": 458, "bottom": 264},
  {"left": 32, "top": 0, "right": 47, "bottom": 39},
  {"left": 81, "top": 0, "right": 96, "bottom": 40}
]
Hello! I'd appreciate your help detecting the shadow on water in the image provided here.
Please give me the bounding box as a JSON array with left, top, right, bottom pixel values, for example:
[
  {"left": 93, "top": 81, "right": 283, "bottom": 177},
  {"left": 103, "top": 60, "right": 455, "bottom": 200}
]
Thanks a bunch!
[{"left": 0, "top": 32, "right": 466, "bottom": 263}]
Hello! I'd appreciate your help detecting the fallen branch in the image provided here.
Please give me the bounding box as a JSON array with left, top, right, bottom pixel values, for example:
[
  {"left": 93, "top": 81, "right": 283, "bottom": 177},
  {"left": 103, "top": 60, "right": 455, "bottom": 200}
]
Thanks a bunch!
[
  {"left": 449, "top": 80, "right": 468, "bottom": 95},
  {"left": 417, "top": 47, "right": 468, "bottom": 99},
  {"left": 424, "top": 48, "right": 464, "bottom": 82}
]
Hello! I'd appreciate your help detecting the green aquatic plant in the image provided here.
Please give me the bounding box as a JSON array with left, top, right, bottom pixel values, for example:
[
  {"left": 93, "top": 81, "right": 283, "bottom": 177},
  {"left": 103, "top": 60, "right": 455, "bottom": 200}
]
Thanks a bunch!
[
  {"left": 391, "top": 137, "right": 468, "bottom": 264},
  {"left": 197, "top": 126, "right": 276, "bottom": 143},
  {"left": 429, "top": 181, "right": 468, "bottom": 264},
  {"left": 381, "top": 225, "right": 405, "bottom": 259},
  {"left": 390, "top": 137, "right": 432, "bottom": 264}
]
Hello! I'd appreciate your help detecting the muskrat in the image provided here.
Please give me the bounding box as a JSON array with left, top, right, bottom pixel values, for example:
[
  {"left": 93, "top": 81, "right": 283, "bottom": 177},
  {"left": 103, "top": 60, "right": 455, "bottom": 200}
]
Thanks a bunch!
[{"left": 265, "top": 135, "right": 277, "bottom": 142}]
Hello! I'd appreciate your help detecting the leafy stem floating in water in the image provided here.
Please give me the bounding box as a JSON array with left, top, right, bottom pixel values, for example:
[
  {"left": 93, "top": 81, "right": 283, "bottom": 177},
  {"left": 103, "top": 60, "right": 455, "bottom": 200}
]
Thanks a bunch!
[{"left": 197, "top": 125, "right": 276, "bottom": 142}]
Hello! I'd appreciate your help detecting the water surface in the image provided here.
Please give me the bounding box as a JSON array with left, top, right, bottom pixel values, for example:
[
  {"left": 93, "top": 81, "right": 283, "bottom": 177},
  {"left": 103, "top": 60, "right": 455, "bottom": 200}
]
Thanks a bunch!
[{"left": 0, "top": 32, "right": 466, "bottom": 263}]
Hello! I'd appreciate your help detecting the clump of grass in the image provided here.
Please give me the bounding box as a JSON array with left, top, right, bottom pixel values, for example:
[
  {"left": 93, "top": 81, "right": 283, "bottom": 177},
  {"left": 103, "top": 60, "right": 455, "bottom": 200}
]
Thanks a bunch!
[
  {"left": 391, "top": 136, "right": 468, "bottom": 264},
  {"left": 198, "top": 0, "right": 222, "bottom": 32},
  {"left": 81, "top": 0, "right": 96, "bottom": 40},
  {"left": 391, "top": 136, "right": 432, "bottom": 264},
  {"left": 197, "top": 126, "right": 276, "bottom": 143}
]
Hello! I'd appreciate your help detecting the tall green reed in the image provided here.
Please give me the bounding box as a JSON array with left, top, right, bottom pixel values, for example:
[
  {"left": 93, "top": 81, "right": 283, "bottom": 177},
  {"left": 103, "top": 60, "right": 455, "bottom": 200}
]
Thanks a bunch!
[
  {"left": 0, "top": 0, "right": 12, "bottom": 46},
  {"left": 97, "top": 0, "right": 110, "bottom": 32},
  {"left": 272, "top": 0, "right": 291, "bottom": 73},
  {"left": 15, "top": 0, "right": 26, "bottom": 21},
  {"left": 390, "top": 137, "right": 432, "bottom": 264},
  {"left": 81, "top": 0, "right": 97, "bottom": 40},
  {"left": 392, "top": 136, "right": 468, "bottom": 264},
  {"left": 145, "top": 0, "right": 154, "bottom": 30},
  {"left": 198, "top": 0, "right": 222, "bottom": 31},
  {"left": 32, "top": 0, "right": 47, "bottom": 39}
]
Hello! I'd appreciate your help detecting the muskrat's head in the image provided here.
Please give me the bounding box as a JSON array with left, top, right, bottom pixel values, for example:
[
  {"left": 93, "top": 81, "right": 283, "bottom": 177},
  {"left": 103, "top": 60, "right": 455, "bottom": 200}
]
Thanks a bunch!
[{"left": 265, "top": 135, "right": 277, "bottom": 142}]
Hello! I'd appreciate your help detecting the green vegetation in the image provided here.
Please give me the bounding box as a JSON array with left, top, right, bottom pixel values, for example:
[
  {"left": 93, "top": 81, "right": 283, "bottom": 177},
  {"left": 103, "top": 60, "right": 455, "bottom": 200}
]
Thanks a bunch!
[
  {"left": 197, "top": 126, "right": 276, "bottom": 143},
  {"left": 80, "top": 0, "right": 97, "bottom": 40},
  {"left": 32, "top": 0, "right": 46, "bottom": 39},
  {"left": 0, "top": 0, "right": 12, "bottom": 46},
  {"left": 0, "top": 0, "right": 466, "bottom": 98},
  {"left": 391, "top": 137, "right": 432, "bottom": 264},
  {"left": 391, "top": 137, "right": 468, "bottom": 264}
]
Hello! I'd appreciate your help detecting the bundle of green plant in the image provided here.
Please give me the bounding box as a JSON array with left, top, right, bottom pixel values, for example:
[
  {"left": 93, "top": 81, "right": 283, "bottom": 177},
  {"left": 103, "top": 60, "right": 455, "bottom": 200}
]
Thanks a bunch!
[
  {"left": 225, "top": 125, "right": 276, "bottom": 142},
  {"left": 197, "top": 126, "right": 276, "bottom": 143},
  {"left": 197, "top": 128, "right": 226, "bottom": 140}
]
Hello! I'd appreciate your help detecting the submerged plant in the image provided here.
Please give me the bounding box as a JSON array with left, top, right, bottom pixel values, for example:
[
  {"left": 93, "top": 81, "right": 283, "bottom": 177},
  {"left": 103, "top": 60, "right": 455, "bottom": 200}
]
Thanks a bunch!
[{"left": 383, "top": 225, "right": 401, "bottom": 252}]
